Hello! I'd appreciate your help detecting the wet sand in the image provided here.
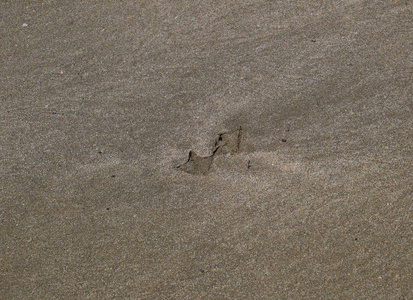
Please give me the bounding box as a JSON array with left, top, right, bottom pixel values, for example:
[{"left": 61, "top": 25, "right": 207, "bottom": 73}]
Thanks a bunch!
[{"left": 1, "top": 1, "right": 412, "bottom": 298}]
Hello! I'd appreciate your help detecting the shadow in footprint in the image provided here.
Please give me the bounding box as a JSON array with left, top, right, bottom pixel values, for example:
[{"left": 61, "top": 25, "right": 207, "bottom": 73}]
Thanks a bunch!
[
  {"left": 212, "top": 126, "right": 242, "bottom": 155},
  {"left": 176, "top": 150, "right": 214, "bottom": 175}
]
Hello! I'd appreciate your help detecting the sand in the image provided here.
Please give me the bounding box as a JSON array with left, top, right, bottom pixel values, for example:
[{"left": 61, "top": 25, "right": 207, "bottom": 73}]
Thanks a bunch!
[{"left": 1, "top": 1, "right": 412, "bottom": 298}]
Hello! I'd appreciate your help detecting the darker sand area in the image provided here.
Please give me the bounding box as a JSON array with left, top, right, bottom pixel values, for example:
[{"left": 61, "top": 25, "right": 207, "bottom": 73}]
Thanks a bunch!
[{"left": 1, "top": 1, "right": 412, "bottom": 299}]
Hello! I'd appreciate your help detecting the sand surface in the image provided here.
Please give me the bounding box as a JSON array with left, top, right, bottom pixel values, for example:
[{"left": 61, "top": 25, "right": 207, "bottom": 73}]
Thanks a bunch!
[{"left": 1, "top": 1, "right": 412, "bottom": 298}]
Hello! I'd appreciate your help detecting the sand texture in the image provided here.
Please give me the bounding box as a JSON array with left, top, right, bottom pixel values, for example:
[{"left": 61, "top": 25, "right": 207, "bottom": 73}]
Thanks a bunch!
[{"left": 1, "top": 1, "right": 412, "bottom": 299}]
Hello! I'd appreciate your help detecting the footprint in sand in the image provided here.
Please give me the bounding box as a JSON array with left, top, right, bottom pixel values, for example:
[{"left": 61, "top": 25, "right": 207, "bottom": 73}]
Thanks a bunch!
[{"left": 176, "top": 126, "right": 243, "bottom": 175}]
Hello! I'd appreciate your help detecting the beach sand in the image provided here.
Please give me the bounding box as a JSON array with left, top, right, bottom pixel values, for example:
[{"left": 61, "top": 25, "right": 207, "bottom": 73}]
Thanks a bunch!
[{"left": 1, "top": 1, "right": 412, "bottom": 298}]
